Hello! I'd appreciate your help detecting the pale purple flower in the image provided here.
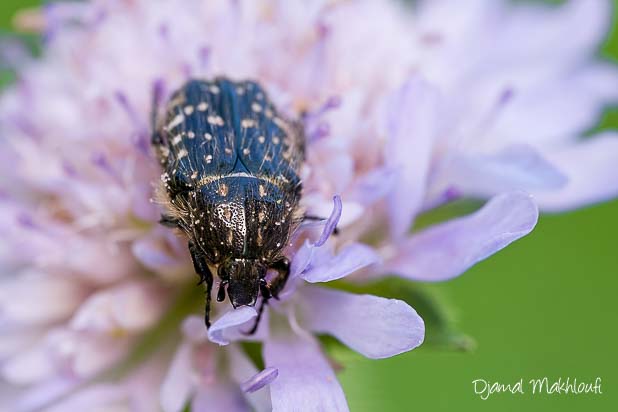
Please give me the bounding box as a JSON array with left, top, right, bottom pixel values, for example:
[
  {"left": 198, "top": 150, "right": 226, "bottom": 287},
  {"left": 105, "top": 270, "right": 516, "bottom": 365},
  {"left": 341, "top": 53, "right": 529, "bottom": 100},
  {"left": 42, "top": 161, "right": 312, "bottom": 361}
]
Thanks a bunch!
[{"left": 0, "top": 0, "right": 615, "bottom": 411}]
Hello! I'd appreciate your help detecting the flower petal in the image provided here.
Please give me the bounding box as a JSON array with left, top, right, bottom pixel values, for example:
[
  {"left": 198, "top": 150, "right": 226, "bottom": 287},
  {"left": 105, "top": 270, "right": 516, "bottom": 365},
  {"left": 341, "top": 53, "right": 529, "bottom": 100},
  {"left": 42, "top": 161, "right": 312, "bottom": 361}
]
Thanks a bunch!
[
  {"left": 263, "top": 333, "right": 348, "bottom": 412},
  {"left": 0, "top": 271, "right": 86, "bottom": 326},
  {"left": 436, "top": 144, "right": 567, "bottom": 198},
  {"left": 160, "top": 342, "right": 194, "bottom": 412},
  {"left": 226, "top": 345, "right": 272, "bottom": 412},
  {"left": 533, "top": 134, "right": 618, "bottom": 211},
  {"left": 299, "top": 286, "right": 424, "bottom": 359},
  {"left": 191, "top": 381, "right": 249, "bottom": 412},
  {"left": 207, "top": 306, "right": 257, "bottom": 346},
  {"left": 300, "top": 243, "right": 381, "bottom": 283},
  {"left": 385, "top": 192, "right": 538, "bottom": 281},
  {"left": 385, "top": 76, "right": 440, "bottom": 239},
  {"left": 241, "top": 367, "right": 278, "bottom": 394},
  {"left": 70, "top": 281, "right": 166, "bottom": 333},
  {"left": 314, "top": 195, "right": 342, "bottom": 247}
]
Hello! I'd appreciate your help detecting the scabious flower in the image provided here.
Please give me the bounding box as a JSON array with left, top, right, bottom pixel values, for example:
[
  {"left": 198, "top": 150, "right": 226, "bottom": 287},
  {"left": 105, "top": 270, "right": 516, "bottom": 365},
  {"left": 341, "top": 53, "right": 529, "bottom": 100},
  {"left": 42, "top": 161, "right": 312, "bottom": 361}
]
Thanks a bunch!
[{"left": 0, "top": 0, "right": 616, "bottom": 411}]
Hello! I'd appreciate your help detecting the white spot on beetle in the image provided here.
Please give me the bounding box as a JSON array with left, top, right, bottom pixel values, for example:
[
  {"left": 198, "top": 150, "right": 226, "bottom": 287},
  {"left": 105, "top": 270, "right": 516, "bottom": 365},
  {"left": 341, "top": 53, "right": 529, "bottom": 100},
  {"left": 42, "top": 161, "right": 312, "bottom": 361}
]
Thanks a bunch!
[
  {"left": 258, "top": 136, "right": 266, "bottom": 144},
  {"left": 204, "top": 132, "right": 213, "bottom": 140},
  {"left": 167, "top": 113, "right": 185, "bottom": 130},
  {"left": 241, "top": 119, "right": 256, "bottom": 128},
  {"left": 205, "top": 154, "right": 213, "bottom": 163},
  {"left": 197, "top": 102, "right": 208, "bottom": 111},
  {"left": 187, "top": 131, "right": 195, "bottom": 139},
  {"left": 251, "top": 102, "right": 262, "bottom": 112},
  {"left": 183, "top": 105, "right": 194, "bottom": 115},
  {"left": 208, "top": 115, "right": 224, "bottom": 126},
  {"left": 209, "top": 85, "right": 220, "bottom": 94}
]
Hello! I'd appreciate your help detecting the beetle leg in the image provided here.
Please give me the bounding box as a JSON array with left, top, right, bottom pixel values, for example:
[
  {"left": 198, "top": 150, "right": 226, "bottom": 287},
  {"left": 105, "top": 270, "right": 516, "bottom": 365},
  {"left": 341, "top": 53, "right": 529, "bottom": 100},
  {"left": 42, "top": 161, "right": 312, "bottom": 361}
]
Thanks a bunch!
[
  {"left": 269, "top": 257, "right": 290, "bottom": 299},
  {"left": 244, "top": 279, "right": 271, "bottom": 335},
  {"left": 159, "top": 214, "right": 179, "bottom": 228},
  {"left": 189, "top": 241, "right": 213, "bottom": 328}
]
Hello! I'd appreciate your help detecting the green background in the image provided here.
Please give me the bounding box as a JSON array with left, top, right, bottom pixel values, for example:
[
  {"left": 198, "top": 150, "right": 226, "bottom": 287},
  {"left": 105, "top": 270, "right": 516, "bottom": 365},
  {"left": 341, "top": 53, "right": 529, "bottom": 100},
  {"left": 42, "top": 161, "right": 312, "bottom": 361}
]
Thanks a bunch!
[{"left": 1, "top": 1, "right": 616, "bottom": 411}]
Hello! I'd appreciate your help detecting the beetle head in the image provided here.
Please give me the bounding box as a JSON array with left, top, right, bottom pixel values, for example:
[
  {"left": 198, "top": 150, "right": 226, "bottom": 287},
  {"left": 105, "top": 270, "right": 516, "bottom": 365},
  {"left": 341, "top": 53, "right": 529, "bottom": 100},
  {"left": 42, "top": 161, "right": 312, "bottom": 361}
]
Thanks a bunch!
[{"left": 218, "top": 258, "right": 265, "bottom": 308}]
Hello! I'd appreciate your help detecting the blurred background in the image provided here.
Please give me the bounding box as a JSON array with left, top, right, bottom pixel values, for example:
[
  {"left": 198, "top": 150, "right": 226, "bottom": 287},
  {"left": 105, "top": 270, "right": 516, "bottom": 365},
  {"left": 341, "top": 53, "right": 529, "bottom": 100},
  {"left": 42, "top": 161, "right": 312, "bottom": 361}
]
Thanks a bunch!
[{"left": 1, "top": 1, "right": 616, "bottom": 411}]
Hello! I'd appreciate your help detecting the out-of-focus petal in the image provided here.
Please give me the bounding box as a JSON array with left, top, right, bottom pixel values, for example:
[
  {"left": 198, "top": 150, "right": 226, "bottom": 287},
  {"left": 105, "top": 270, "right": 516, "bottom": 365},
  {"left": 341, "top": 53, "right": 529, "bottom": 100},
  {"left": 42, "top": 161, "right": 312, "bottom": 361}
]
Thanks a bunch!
[
  {"left": 298, "top": 286, "right": 424, "bottom": 359},
  {"left": 1, "top": 345, "right": 54, "bottom": 385},
  {"left": 207, "top": 307, "right": 257, "bottom": 346},
  {"left": 191, "top": 381, "right": 249, "bottom": 412},
  {"left": 46, "top": 330, "right": 130, "bottom": 378},
  {"left": 300, "top": 243, "right": 381, "bottom": 283},
  {"left": 0, "top": 271, "right": 87, "bottom": 326},
  {"left": 385, "top": 76, "right": 440, "bottom": 239},
  {"left": 70, "top": 281, "right": 166, "bottom": 333},
  {"left": 160, "top": 343, "right": 194, "bottom": 412},
  {"left": 384, "top": 192, "right": 538, "bottom": 281},
  {"left": 181, "top": 315, "right": 208, "bottom": 343},
  {"left": 533, "top": 134, "right": 618, "bottom": 211},
  {"left": 263, "top": 333, "right": 348, "bottom": 412},
  {"left": 348, "top": 167, "right": 398, "bottom": 206},
  {"left": 436, "top": 144, "right": 567, "bottom": 198}
]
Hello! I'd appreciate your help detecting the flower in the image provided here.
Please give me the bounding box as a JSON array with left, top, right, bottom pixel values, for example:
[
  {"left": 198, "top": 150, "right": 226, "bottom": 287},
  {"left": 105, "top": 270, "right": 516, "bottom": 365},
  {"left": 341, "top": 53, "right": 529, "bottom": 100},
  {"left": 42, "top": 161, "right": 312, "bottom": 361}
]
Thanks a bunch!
[{"left": 0, "top": 0, "right": 615, "bottom": 411}]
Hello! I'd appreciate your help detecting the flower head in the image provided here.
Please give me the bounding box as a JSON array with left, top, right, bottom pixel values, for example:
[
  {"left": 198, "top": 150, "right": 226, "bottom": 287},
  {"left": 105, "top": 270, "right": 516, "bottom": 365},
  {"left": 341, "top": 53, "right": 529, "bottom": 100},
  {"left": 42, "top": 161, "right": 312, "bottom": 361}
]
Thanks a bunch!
[{"left": 1, "top": 0, "right": 616, "bottom": 410}]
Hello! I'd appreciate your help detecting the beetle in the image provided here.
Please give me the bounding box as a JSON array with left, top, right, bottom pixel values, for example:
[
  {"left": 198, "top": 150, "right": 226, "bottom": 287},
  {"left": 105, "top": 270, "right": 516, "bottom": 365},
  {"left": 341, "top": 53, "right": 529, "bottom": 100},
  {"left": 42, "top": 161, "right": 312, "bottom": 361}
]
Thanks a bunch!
[{"left": 151, "top": 77, "right": 308, "bottom": 333}]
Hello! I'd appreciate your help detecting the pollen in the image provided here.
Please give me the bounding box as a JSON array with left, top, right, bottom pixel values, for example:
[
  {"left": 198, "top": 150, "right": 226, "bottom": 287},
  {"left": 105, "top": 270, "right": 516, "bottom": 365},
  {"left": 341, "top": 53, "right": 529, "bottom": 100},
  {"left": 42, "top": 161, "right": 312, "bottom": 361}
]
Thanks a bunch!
[
  {"left": 197, "top": 102, "right": 208, "bottom": 111},
  {"left": 219, "top": 184, "right": 229, "bottom": 196},
  {"left": 272, "top": 136, "right": 280, "bottom": 145},
  {"left": 183, "top": 105, "right": 194, "bottom": 115},
  {"left": 171, "top": 135, "right": 182, "bottom": 145},
  {"left": 259, "top": 184, "right": 266, "bottom": 197},
  {"left": 209, "top": 85, "right": 220, "bottom": 94},
  {"left": 205, "top": 154, "right": 213, "bottom": 163},
  {"left": 243, "top": 148, "right": 251, "bottom": 155},
  {"left": 258, "top": 135, "right": 266, "bottom": 144},
  {"left": 251, "top": 102, "right": 262, "bottom": 112},
  {"left": 204, "top": 132, "right": 213, "bottom": 140},
  {"left": 187, "top": 131, "right": 196, "bottom": 139},
  {"left": 177, "top": 149, "right": 189, "bottom": 159}
]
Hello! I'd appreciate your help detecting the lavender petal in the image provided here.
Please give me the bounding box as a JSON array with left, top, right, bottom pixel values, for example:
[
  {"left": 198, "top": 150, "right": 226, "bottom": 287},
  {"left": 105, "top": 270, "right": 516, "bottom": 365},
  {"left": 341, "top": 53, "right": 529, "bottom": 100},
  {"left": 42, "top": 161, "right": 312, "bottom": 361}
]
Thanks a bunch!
[
  {"left": 240, "top": 367, "right": 279, "bottom": 394},
  {"left": 384, "top": 192, "right": 538, "bottom": 281},
  {"left": 207, "top": 307, "right": 257, "bottom": 346},
  {"left": 314, "top": 195, "right": 342, "bottom": 247},
  {"left": 533, "top": 133, "right": 618, "bottom": 211},
  {"left": 263, "top": 333, "right": 349, "bottom": 412},
  {"left": 298, "top": 286, "right": 424, "bottom": 359},
  {"left": 300, "top": 243, "right": 381, "bottom": 283}
]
